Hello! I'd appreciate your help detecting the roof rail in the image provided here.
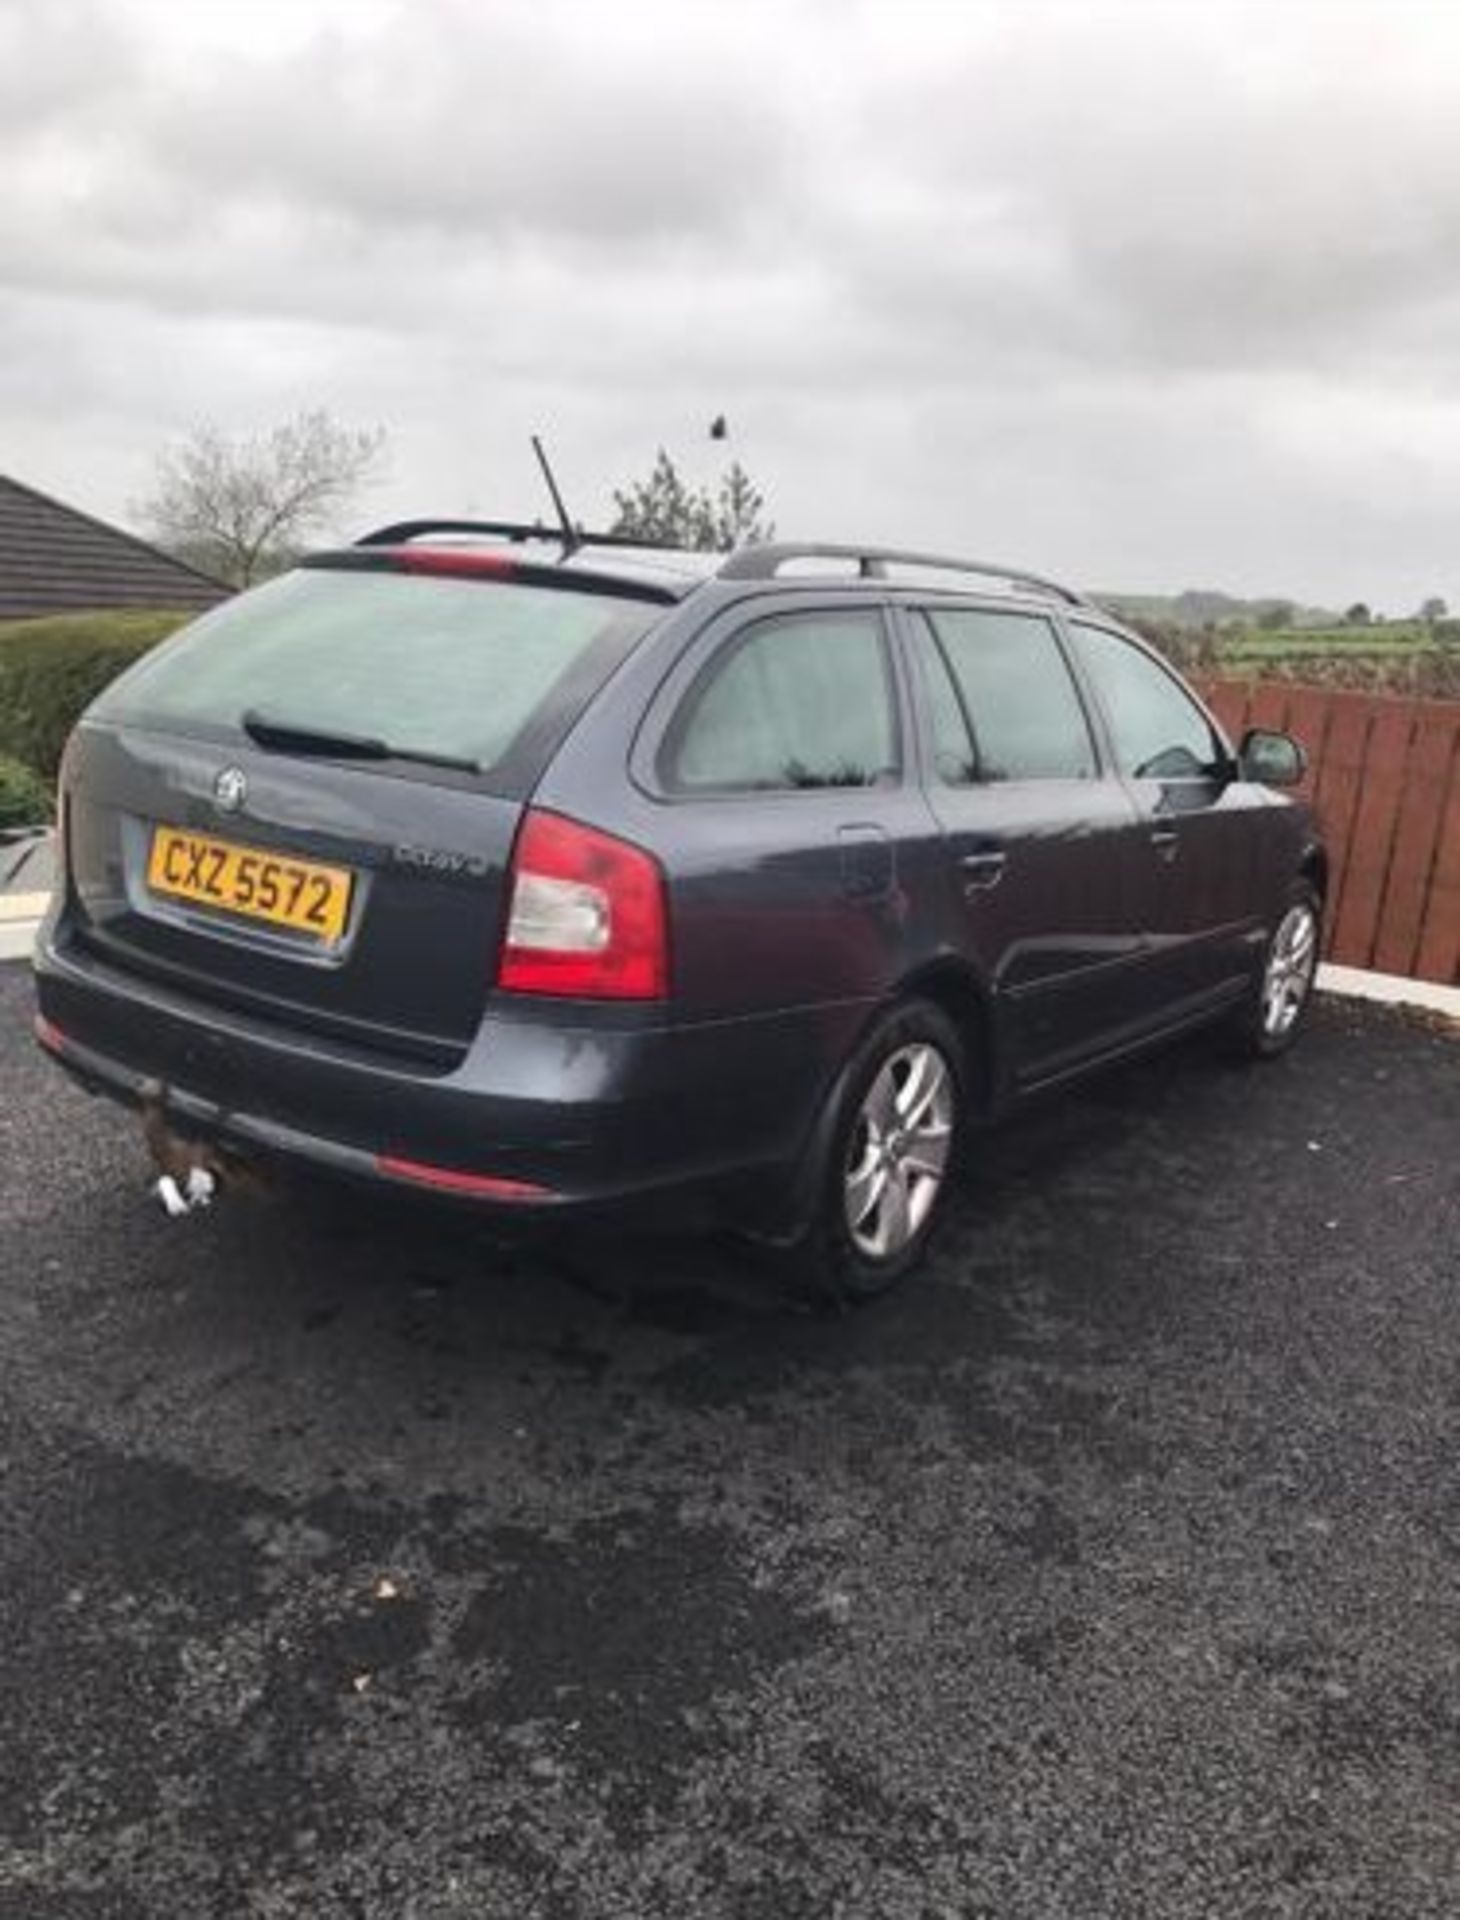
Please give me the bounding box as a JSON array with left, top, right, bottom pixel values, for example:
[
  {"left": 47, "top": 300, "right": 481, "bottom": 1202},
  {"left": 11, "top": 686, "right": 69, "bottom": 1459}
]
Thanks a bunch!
[
  {"left": 715, "top": 541, "right": 1087, "bottom": 606},
  {"left": 356, "top": 518, "right": 667, "bottom": 555}
]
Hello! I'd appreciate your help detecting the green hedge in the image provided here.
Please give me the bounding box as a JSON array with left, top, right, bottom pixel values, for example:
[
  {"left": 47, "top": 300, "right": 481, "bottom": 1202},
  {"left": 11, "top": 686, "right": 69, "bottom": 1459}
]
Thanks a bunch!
[
  {"left": 0, "top": 608, "right": 191, "bottom": 780},
  {"left": 0, "top": 752, "right": 54, "bottom": 829}
]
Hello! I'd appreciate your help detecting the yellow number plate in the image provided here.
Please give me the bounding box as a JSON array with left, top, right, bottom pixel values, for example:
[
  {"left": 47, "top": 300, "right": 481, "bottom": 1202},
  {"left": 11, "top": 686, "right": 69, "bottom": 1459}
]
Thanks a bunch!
[{"left": 147, "top": 827, "right": 353, "bottom": 943}]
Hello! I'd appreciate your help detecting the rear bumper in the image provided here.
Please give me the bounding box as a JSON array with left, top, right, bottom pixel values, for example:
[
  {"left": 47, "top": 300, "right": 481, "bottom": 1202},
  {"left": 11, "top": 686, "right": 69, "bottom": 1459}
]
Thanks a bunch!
[
  {"left": 32, "top": 922, "right": 864, "bottom": 1224},
  {"left": 35, "top": 1009, "right": 456, "bottom": 1197}
]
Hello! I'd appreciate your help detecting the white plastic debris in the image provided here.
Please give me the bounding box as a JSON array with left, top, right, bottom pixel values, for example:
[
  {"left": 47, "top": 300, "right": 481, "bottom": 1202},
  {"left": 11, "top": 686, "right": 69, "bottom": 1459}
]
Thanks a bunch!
[
  {"left": 152, "top": 1165, "right": 218, "bottom": 1216},
  {"left": 184, "top": 1165, "right": 217, "bottom": 1208},
  {"left": 153, "top": 1174, "right": 190, "bottom": 1218}
]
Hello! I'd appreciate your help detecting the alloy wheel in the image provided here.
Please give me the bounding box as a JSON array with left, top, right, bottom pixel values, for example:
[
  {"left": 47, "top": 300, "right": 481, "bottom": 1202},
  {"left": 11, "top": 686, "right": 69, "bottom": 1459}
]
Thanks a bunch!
[
  {"left": 843, "top": 1042, "right": 955, "bottom": 1261},
  {"left": 1262, "top": 902, "right": 1319, "bottom": 1039}
]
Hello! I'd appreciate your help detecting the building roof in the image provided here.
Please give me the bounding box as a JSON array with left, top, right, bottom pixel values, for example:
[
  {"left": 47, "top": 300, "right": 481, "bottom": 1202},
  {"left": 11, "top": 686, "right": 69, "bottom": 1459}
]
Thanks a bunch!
[{"left": 0, "top": 474, "right": 231, "bottom": 621}]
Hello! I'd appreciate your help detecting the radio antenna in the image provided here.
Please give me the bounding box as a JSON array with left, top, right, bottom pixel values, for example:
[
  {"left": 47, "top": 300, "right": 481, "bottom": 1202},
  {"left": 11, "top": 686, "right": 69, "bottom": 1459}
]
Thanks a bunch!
[{"left": 531, "top": 435, "right": 579, "bottom": 557}]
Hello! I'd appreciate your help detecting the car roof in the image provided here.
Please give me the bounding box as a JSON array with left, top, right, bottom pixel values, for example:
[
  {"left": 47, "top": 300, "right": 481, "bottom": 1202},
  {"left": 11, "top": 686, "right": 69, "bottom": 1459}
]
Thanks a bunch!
[{"left": 343, "top": 520, "right": 1099, "bottom": 615}]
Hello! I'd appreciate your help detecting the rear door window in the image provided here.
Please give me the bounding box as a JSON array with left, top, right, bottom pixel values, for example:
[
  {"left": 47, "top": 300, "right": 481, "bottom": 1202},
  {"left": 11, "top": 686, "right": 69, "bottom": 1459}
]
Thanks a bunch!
[
  {"left": 664, "top": 610, "right": 897, "bottom": 792},
  {"left": 91, "top": 565, "right": 660, "bottom": 794},
  {"left": 922, "top": 608, "right": 1097, "bottom": 781}
]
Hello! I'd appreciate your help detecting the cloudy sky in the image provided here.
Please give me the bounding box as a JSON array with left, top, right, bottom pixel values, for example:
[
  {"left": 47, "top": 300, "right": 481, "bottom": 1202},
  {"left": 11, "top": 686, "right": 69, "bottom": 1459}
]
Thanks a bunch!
[{"left": 4, "top": 0, "right": 1459, "bottom": 607}]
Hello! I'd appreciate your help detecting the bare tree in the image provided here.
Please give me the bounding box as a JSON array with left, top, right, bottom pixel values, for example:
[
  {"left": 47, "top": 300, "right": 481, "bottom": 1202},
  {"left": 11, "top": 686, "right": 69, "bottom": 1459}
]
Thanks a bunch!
[{"left": 138, "top": 410, "right": 387, "bottom": 588}]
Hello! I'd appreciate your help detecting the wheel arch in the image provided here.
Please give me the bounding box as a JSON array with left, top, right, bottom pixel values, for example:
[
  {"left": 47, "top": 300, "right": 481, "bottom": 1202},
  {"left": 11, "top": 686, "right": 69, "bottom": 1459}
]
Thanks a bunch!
[
  {"left": 1298, "top": 841, "right": 1329, "bottom": 905},
  {"left": 891, "top": 956, "right": 1001, "bottom": 1116},
  {"left": 753, "top": 958, "right": 999, "bottom": 1248}
]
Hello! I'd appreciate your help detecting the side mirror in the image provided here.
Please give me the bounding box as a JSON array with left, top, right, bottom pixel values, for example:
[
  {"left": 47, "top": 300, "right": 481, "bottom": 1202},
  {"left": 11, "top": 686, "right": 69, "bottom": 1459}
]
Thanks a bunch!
[{"left": 1239, "top": 727, "right": 1306, "bottom": 788}]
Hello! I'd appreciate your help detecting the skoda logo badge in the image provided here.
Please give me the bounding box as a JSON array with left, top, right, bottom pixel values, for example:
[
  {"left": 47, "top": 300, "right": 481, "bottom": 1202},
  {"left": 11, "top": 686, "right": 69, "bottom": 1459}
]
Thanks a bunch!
[{"left": 214, "top": 766, "right": 248, "bottom": 814}]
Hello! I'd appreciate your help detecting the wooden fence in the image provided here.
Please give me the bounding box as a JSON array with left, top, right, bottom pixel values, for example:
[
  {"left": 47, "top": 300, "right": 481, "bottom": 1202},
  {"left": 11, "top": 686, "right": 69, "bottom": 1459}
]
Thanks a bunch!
[{"left": 1197, "top": 678, "right": 1460, "bottom": 987}]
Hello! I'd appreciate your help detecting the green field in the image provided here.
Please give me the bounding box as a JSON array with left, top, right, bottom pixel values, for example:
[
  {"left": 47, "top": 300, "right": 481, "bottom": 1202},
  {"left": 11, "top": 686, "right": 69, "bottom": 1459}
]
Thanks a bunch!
[
  {"left": 1134, "top": 617, "right": 1459, "bottom": 699},
  {"left": 1220, "top": 622, "right": 1443, "bottom": 661}
]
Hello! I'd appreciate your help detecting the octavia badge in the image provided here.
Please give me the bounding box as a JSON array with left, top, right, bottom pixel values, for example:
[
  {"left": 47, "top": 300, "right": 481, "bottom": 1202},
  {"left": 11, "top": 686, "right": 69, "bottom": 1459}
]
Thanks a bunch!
[{"left": 214, "top": 766, "right": 248, "bottom": 814}]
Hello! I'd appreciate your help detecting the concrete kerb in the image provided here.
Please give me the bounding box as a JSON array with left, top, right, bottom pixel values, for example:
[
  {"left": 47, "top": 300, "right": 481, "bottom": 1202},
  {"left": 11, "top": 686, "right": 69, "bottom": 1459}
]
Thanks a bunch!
[
  {"left": 0, "top": 894, "right": 49, "bottom": 962},
  {"left": 1316, "top": 963, "right": 1460, "bottom": 1025}
]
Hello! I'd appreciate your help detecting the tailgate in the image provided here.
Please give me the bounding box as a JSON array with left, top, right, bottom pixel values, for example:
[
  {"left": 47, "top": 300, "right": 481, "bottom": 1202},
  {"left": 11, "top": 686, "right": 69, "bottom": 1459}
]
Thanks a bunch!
[
  {"left": 64, "top": 723, "right": 520, "bottom": 1061},
  {"left": 59, "top": 561, "right": 663, "bottom": 1062}
]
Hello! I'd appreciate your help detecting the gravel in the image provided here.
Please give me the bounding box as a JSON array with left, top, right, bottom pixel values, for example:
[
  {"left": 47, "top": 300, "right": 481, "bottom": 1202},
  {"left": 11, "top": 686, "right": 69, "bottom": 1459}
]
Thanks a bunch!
[{"left": 0, "top": 961, "right": 1456, "bottom": 1918}]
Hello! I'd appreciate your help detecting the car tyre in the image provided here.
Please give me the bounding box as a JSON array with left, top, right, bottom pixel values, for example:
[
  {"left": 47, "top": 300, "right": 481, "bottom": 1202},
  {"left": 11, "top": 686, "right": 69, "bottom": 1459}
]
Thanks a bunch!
[
  {"left": 784, "top": 998, "right": 967, "bottom": 1305},
  {"left": 1224, "top": 879, "right": 1323, "bottom": 1061}
]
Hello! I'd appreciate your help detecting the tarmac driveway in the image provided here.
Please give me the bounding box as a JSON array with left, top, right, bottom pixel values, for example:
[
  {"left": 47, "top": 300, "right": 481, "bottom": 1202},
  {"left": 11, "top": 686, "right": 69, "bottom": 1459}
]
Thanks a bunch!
[{"left": 0, "top": 960, "right": 1456, "bottom": 1919}]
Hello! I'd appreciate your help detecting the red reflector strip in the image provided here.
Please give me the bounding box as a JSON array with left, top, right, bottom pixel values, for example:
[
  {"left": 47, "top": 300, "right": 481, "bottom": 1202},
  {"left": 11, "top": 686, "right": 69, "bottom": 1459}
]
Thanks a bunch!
[
  {"left": 33, "top": 1014, "right": 66, "bottom": 1053},
  {"left": 387, "top": 546, "right": 517, "bottom": 580},
  {"left": 375, "top": 1154, "right": 555, "bottom": 1202}
]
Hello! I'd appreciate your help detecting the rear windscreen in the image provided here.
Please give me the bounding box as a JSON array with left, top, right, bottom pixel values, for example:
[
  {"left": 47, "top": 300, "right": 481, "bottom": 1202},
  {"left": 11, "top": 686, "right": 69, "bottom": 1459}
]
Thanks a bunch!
[{"left": 91, "top": 566, "right": 660, "bottom": 789}]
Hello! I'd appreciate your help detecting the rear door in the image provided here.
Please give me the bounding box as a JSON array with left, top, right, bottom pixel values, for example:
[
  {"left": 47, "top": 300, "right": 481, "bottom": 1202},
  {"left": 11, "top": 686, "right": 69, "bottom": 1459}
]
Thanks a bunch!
[
  {"left": 65, "top": 561, "right": 662, "bottom": 1063},
  {"left": 903, "top": 602, "right": 1154, "bottom": 1083}
]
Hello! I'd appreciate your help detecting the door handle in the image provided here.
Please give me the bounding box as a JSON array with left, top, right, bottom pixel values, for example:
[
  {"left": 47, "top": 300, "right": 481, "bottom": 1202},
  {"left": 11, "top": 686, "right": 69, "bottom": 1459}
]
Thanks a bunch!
[{"left": 959, "top": 849, "right": 1007, "bottom": 892}]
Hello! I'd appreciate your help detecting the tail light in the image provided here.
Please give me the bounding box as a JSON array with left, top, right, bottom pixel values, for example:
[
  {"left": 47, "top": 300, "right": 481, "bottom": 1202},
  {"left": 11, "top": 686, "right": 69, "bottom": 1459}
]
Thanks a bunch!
[
  {"left": 498, "top": 809, "right": 668, "bottom": 1000},
  {"left": 389, "top": 546, "right": 517, "bottom": 580}
]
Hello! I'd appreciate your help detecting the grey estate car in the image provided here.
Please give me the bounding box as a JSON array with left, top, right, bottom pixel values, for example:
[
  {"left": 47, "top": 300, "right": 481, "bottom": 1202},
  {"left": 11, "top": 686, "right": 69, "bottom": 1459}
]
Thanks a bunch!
[{"left": 33, "top": 523, "right": 1325, "bottom": 1298}]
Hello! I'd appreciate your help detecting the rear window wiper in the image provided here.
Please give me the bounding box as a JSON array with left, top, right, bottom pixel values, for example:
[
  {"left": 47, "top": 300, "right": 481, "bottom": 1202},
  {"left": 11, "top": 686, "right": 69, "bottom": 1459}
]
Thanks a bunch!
[{"left": 241, "top": 710, "right": 482, "bottom": 774}]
